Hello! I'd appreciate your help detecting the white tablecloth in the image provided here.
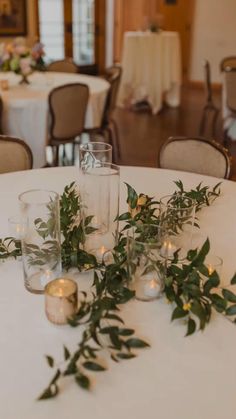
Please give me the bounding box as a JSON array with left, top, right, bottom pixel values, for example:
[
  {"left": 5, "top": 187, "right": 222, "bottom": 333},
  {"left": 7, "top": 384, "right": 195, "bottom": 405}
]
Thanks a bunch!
[
  {"left": 0, "top": 166, "right": 236, "bottom": 419},
  {"left": 117, "top": 31, "right": 182, "bottom": 114},
  {"left": 0, "top": 72, "right": 110, "bottom": 168}
]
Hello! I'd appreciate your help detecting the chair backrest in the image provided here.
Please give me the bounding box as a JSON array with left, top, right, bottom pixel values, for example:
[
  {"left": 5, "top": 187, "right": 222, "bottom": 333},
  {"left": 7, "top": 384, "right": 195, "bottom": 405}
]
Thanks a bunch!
[
  {"left": 224, "top": 68, "right": 236, "bottom": 112},
  {"left": 203, "top": 60, "right": 212, "bottom": 104},
  {"left": 47, "top": 59, "right": 78, "bottom": 73},
  {"left": 0, "top": 95, "right": 3, "bottom": 134},
  {"left": 158, "top": 136, "right": 231, "bottom": 179},
  {"left": 220, "top": 56, "right": 236, "bottom": 72},
  {"left": 102, "top": 66, "right": 122, "bottom": 126},
  {"left": 0, "top": 136, "right": 33, "bottom": 173},
  {"left": 48, "top": 83, "right": 89, "bottom": 141}
]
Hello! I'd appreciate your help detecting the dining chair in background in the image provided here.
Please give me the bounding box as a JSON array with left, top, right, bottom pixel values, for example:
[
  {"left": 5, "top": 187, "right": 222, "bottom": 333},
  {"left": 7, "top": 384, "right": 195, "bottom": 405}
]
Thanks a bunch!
[
  {"left": 199, "top": 60, "right": 219, "bottom": 137},
  {"left": 220, "top": 56, "right": 236, "bottom": 72},
  {"left": 0, "top": 95, "right": 3, "bottom": 134},
  {"left": 47, "top": 58, "right": 78, "bottom": 73},
  {"left": 222, "top": 67, "right": 236, "bottom": 145},
  {"left": 0, "top": 136, "right": 33, "bottom": 173},
  {"left": 48, "top": 83, "right": 89, "bottom": 166},
  {"left": 158, "top": 136, "right": 231, "bottom": 179},
  {"left": 84, "top": 65, "right": 122, "bottom": 163}
]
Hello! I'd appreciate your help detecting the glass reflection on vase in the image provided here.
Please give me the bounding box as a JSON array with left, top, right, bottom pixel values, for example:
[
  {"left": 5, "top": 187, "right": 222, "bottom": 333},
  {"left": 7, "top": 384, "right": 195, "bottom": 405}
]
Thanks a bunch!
[{"left": 80, "top": 162, "right": 120, "bottom": 262}]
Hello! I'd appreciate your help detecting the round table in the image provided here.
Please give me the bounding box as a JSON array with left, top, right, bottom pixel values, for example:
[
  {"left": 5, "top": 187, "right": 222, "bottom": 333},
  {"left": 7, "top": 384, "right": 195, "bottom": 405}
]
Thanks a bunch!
[
  {"left": 0, "top": 166, "right": 236, "bottom": 419},
  {"left": 0, "top": 72, "right": 110, "bottom": 168},
  {"left": 117, "top": 31, "right": 181, "bottom": 114}
]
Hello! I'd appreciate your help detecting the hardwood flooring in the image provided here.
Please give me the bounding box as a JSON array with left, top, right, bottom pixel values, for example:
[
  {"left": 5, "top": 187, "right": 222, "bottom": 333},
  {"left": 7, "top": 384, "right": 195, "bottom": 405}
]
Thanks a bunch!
[{"left": 113, "top": 84, "right": 227, "bottom": 168}]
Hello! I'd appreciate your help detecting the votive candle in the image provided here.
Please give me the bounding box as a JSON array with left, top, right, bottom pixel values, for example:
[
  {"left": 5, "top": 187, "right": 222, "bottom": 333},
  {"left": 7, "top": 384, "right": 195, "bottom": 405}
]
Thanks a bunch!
[{"left": 45, "top": 278, "right": 78, "bottom": 325}]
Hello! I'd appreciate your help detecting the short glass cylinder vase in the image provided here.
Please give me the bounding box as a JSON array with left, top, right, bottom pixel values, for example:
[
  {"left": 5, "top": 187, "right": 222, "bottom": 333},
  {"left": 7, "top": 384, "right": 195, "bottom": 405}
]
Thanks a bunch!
[
  {"left": 159, "top": 194, "right": 196, "bottom": 260},
  {"left": 80, "top": 162, "right": 120, "bottom": 263},
  {"left": 127, "top": 224, "right": 167, "bottom": 301},
  {"left": 18, "top": 189, "right": 62, "bottom": 294},
  {"left": 79, "top": 142, "right": 112, "bottom": 169}
]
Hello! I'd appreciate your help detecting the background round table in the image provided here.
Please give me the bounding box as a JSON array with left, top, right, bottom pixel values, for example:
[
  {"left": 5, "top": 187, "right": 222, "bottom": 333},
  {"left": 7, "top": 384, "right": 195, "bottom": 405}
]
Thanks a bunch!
[
  {"left": 0, "top": 166, "right": 235, "bottom": 419},
  {"left": 0, "top": 72, "right": 110, "bottom": 168},
  {"left": 117, "top": 31, "right": 181, "bottom": 114}
]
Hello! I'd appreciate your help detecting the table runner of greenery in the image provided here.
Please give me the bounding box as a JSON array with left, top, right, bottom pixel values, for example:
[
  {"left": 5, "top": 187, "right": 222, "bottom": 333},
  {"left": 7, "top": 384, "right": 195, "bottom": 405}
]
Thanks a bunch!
[{"left": 1, "top": 180, "right": 236, "bottom": 400}]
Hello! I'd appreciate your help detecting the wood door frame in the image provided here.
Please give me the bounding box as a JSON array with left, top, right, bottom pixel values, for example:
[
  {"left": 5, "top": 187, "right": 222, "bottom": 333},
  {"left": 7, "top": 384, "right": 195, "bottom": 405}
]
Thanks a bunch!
[{"left": 35, "top": 0, "right": 106, "bottom": 74}]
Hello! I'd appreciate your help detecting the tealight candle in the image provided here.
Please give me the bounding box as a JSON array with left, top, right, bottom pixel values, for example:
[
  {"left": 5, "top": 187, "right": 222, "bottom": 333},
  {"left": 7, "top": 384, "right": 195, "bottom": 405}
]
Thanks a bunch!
[
  {"left": 161, "top": 240, "right": 177, "bottom": 259},
  {"left": 96, "top": 245, "right": 108, "bottom": 263},
  {"left": 144, "top": 279, "right": 161, "bottom": 298},
  {"left": 45, "top": 278, "right": 78, "bottom": 325}
]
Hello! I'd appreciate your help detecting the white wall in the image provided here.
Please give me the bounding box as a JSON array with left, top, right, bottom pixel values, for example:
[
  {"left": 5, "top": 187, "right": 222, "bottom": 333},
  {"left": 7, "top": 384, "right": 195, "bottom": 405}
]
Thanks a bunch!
[{"left": 190, "top": 0, "right": 236, "bottom": 83}]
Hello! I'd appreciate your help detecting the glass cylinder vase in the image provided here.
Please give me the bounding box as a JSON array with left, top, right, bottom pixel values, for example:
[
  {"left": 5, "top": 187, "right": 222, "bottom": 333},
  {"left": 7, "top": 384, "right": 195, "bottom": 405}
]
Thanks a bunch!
[
  {"left": 79, "top": 142, "right": 112, "bottom": 169},
  {"left": 159, "top": 194, "right": 196, "bottom": 260},
  {"left": 18, "top": 189, "right": 62, "bottom": 294},
  {"left": 80, "top": 162, "right": 120, "bottom": 263},
  {"left": 127, "top": 224, "right": 167, "bottom": 301}
]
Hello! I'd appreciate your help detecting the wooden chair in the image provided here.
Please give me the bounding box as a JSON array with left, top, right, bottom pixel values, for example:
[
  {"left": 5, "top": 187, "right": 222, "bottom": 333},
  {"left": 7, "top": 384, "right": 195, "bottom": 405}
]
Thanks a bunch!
[
  {"left": 47, "top": 58, "right": 78, "bottom": 73},
  {"left": 48, "top": 83, "right": 89, "bottom": 166},
  {"left": 0, "top": 95, "right": 3, "bottom": 134},
  {"left": 0, "top": 136, "right": 33, "bottom": 173},
  {"left": 84, "top": 66, "right": 122, "bottom": 162},
  {"left": 199, "top": 60, "right": 219, "bottom": 137},
  {"left": 222, "top": 68, "right": 236, "bottom": 144},
  {"left": 220, "top": 56, "right": 236, "bottom": 72},
  {"left": 158, "top": 136, "right": 231, "bottom": 179}
]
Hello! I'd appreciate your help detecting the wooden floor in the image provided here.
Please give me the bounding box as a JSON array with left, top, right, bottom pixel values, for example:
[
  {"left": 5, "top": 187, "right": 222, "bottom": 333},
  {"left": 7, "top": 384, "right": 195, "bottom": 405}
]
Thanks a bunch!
[{"left": 113, "top": 84, "right": 236, "bottom": 179}]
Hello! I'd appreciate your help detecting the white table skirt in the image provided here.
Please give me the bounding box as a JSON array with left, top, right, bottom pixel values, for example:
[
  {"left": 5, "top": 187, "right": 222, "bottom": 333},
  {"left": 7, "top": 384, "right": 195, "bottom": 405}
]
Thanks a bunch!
[
  {"left": 0, "top": 166, "right": 236, "bottom": 419},
  {"left": 0, "top": 72, "right": 110, "bottom": 168},
  {"left": 117, "top": 31, "right": 182, "bottom": 114}
]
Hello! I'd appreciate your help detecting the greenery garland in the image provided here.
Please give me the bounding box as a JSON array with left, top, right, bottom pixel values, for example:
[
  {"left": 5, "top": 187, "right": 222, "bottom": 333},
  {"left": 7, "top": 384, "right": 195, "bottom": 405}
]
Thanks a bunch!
[{"left": 1, "top": 180, "right": 236, "bottom": 400}]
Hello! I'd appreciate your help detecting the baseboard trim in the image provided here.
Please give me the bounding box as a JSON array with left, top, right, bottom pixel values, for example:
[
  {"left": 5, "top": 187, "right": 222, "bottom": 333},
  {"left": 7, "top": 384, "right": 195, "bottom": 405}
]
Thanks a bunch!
[{"left": 187, "top": 80, "right": 222, "bottom": 91}]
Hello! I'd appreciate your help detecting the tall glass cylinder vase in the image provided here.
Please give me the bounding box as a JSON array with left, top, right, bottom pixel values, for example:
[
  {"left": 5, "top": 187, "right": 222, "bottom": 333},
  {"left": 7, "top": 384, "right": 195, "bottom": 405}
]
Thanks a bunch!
[
  {"left": 80, "top": 163, "right": 120, "bottom": 262},
  {"left": 18, "top": 189, "right": 61, "bottom": 294},
  {"left": 79, "top": 142, "right": 112, "bottom": 169},
  {"left": 159, "top": 194, "right": 196, "bottom": 260},
  {"left": 127, "top": 224, "right": 167, "bottom": 301}
]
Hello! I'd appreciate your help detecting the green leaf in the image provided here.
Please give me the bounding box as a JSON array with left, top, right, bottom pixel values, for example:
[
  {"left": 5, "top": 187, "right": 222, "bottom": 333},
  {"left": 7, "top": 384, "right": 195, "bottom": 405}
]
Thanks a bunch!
[
  {"left": 118, "top": 212, "right": 132, "bottom": 221},
  {"left": 230, "top": 273, "right": 236, "bottom": 285},
  {"left": 82, "top": 361, "right": 106, "bottom": 372},
  {"left": 222, "top": 289, "right": 236, "bottom": 303},
  {"left": 125, "top": 182, "right": 138, "bottom": 209},
  {"left": 171, "top": 306, "right": 187, "bottom": 321},
  {"left": 37, "top": 384, "right": 59, "bottom": 400},
  {"left": 125, "top": 338, "right": 150, "bottom": 349},
  {"left": 63, "top": 345, "right": 70, "bottom": 361},
  {"left": 75, "top": 374, "right": 90, "bottom": 390},
  {"left": 45, "top": 355, "right": 54, "bottom": 368},
  {"left": 118, "top": 328, "right": 135, "bottom": 336},
  {"left": 226, "top": 304, "right": 236, "bottom": 316},
  {"left": 210, "top": 294, "right": 227, "bottom": 313},
  {"left": 116, "top": 353, "right": 136, "bottom": 359},
  {"left": 190, "top": 300, "right": 207, "bottom": 329},
  {"left": 185, "top": 318, "right": 196, "bottom": 336}
]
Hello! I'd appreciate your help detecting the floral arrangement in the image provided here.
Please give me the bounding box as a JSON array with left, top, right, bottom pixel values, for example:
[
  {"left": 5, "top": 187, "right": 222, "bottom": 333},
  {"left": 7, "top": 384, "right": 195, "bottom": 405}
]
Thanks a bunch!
[{"left": 0, "top": 37, "right": 45, "bottom": 82}]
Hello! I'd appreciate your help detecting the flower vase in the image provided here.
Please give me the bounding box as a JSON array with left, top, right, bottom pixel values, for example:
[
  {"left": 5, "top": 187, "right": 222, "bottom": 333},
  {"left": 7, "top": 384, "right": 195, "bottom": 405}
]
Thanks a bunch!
[{"left": 19, "top": 74, "right": 30, "bottom": 85}]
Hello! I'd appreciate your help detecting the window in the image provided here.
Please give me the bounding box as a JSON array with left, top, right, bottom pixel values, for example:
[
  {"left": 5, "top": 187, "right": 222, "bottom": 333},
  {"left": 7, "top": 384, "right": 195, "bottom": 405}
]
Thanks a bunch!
[
  {"left": 38, "top": 0, "right": 64, "bottom": 61},
  {"left": 72, "top": 0, "right": 95, "bottom": 65},
  {"left": 38, "top": 0, "right": 95, "bottom": 65}
]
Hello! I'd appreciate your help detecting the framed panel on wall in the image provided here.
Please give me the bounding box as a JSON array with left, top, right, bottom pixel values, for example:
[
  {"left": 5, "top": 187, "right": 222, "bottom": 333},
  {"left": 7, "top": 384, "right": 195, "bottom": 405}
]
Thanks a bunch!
[{"left": 0, "top": 0, "right": 27, "bottom": 36}]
